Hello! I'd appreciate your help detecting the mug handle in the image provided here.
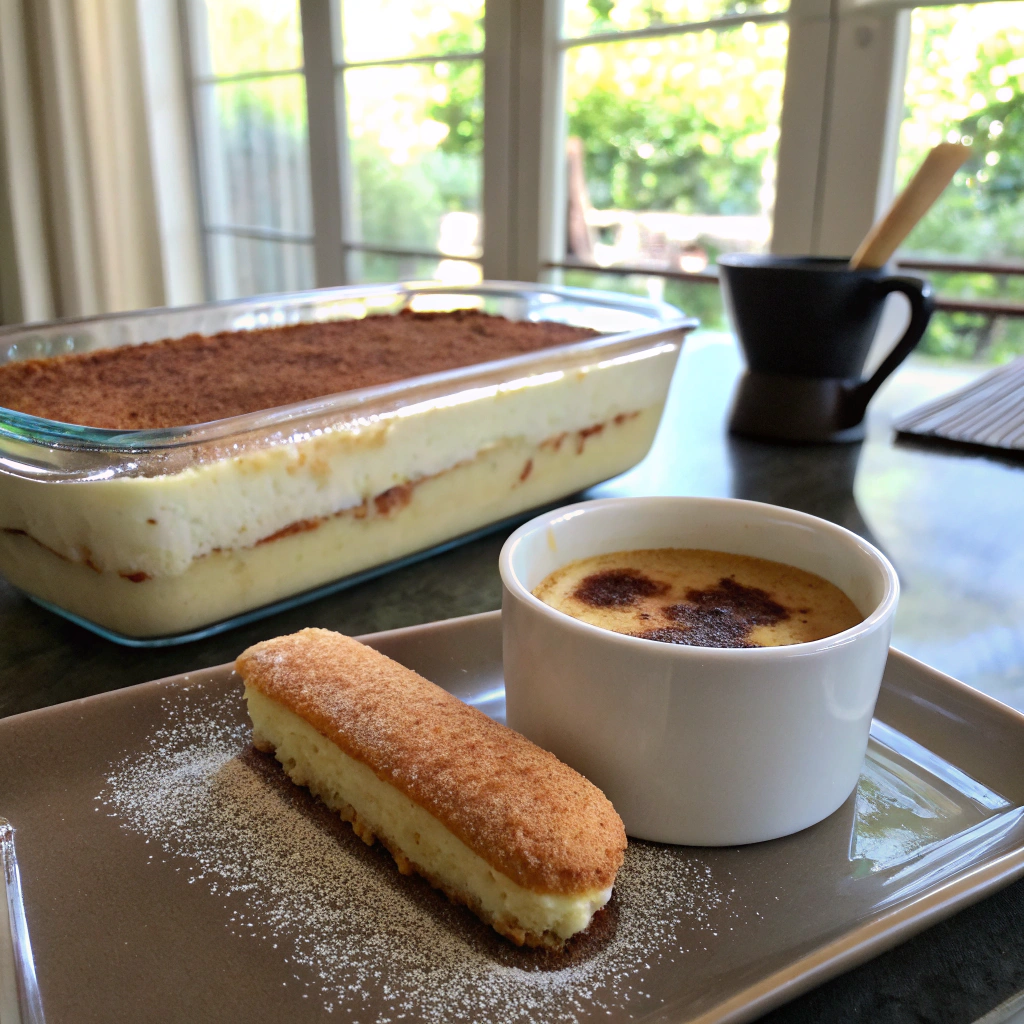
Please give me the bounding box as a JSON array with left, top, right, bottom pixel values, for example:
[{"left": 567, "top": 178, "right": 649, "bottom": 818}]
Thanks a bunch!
[{"left": 846, "top": 276, "right": 935, "bottom": 420}]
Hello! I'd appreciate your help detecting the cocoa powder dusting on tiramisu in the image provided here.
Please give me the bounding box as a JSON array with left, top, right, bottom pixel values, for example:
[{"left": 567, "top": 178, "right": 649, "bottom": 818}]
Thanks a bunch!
[{"left": 0, "top": 309, "right": 598, "bottom": 430}]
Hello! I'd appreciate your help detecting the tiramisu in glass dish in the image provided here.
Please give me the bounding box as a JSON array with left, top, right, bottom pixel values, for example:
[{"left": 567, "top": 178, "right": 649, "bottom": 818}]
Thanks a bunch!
[{"left": 0, "top": 282, "right": 694, "bottom": 642}]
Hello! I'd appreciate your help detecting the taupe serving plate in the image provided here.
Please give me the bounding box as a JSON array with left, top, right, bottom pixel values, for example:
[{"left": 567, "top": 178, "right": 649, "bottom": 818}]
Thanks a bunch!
[{"left": 2, "top": 610, "right": 1024, "bottom": 1024}]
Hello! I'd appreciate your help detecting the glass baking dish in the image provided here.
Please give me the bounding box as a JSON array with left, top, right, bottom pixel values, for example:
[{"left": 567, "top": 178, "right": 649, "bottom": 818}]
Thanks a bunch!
[{"left": 0, "top": 281, "right": 696, "bottom": 645}]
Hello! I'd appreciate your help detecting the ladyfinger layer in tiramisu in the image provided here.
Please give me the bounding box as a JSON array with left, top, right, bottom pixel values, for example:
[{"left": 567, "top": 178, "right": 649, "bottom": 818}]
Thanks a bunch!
[
  {"left": 237, "top": 628, "right": 626, "bottom": 949},
  {"left": 0, "top": 309, "right": 682, "bottom": 636}
]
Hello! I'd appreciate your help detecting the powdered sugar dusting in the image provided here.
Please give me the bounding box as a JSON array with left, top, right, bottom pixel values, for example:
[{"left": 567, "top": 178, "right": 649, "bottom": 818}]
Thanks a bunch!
[{"left": 97, "top": 683, "right": 742, "bottom": 1022}]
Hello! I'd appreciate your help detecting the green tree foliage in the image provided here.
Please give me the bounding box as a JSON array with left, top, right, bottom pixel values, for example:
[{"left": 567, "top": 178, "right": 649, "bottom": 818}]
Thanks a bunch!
[
  {"left": 564, "top": 0, "right": 784, "bottom": 37},
  {"left": 209, "top": 1, "right": 484, "bottom": 252},
  {"left": 350, "top": 141, "right": 441, "bottom": 251},
  {"left": 427, "top": 62, "right": 483, "bottom": 160},
  {"left": 349, "top": 77, "right": 480, "bottom": 250},
  {"left": 203, "top": 0, "right": 303, "bottom": 78},
  {"left": 557, "top": 1, "right": 1024, "bottom": 358},
  {"left": 208, "top": 1, "right": 1024, "bottom": 358},
  {"left": 563, "top": 19, "right": 787, "bottom": 216},
  {"left": 568, "top": 81, "right": 765, "bottom": 214},
  {"left": 900, "top": 5, "right": 1024, "bottom": 263},
  {"left": 343, "top": 1, "right": 483, "bottom": 248},
  {"left": 896, "top": 4, "right": 1024, "bottom": 360},
  {"left": 426, "top": 11, "right": 484, "bottom": 161}
]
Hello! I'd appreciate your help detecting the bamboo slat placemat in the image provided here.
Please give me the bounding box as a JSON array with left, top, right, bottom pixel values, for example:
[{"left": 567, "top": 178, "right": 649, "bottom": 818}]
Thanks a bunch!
[{"left": 895, "top": 356, "right": 1024, "bottom": 455}]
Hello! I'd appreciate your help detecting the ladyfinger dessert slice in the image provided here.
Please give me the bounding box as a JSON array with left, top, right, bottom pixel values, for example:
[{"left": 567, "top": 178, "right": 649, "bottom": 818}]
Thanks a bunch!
[{"left": 236, "top": 628, "right": 626, "bottom": 949}]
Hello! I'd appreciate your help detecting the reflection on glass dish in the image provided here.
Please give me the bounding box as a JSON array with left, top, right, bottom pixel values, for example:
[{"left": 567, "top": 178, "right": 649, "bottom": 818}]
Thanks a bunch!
[{"left": 0, "top": 283, "right": 694, "bottom": 643}]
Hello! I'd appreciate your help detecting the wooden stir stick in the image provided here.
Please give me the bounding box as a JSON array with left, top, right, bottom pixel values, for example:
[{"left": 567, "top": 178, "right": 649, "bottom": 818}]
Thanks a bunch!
[{"left": 849, "top": 142, "right": 972, "bottom": 270}]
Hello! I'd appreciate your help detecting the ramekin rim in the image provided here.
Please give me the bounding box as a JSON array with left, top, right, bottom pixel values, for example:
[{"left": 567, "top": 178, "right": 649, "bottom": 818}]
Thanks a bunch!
[{"left": 497, "top": 495, "right": 899, "bottom": 658}]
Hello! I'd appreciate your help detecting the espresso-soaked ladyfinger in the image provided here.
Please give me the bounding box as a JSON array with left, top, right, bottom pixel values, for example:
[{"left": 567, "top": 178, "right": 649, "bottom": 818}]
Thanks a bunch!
[{"left": 236, "top": 628, "right": 626, "bottom": 948}]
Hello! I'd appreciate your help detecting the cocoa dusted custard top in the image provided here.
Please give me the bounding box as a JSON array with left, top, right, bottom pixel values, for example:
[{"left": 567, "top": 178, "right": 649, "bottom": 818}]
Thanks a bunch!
[
  {"left": 533, "top": 548, "right": 865, "bottom": 648},
  {"left": 0, "top": 309, "right": 599, "bottom": 430}
]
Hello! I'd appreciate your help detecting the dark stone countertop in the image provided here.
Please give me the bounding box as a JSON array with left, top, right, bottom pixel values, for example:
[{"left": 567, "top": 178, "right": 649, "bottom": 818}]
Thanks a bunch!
[{"left": 1, "top": 333, "right": 1022, "bottom": 1022}]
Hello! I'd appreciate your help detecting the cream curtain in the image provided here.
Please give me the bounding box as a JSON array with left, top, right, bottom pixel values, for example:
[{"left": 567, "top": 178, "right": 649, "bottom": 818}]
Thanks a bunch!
[{"left": 0, "top": 0, "right": 203, "bottom": 325}]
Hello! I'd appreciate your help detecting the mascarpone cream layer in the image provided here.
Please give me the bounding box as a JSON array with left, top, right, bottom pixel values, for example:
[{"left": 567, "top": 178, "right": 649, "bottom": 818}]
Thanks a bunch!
[
  {"left": 0, "top": 407, "right": 659, "bottom": 635},
  {"left": 0, "top": 347, "right": 675, "bottom": 577},
  {"left": 245, "top": 686, "right": 611, "bottom": 944}
]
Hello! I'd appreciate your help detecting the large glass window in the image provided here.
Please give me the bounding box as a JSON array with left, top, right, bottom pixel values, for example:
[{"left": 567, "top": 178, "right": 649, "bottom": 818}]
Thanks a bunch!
[
  {"left": 186, "top": 0, "right": 483, "bottom": 299},
  {"left": 557, "top": 0, "right": 788, "bottom": 314},
  {"left": 896, "top": 2, "right": 1024, "bottom": 362},
  {"left": 187, "top": 0, "right": 315, "bottom": 299},
  {"left": 339, "top": 0, "right": 484, "bottom": 284},
  {"left": 179, "top": 0, "right": 1024, "bottom": 359}
]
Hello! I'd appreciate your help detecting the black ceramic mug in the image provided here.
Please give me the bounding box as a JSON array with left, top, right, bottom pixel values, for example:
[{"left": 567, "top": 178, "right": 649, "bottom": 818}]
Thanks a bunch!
[{"left": 718, "top": 254, "right": 935, "bottom": 443}]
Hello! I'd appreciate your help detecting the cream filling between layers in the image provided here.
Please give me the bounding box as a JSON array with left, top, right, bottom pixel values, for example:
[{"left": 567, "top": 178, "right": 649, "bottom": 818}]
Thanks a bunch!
[
  {"left": 244, "top": 686, "right": 612, "bottom": 943},
  {"left": 0, "top": 406, "right": 660, "bottom": 636},
  {"left": 0, "top": 344, "right": 678, "bottom": 576}
]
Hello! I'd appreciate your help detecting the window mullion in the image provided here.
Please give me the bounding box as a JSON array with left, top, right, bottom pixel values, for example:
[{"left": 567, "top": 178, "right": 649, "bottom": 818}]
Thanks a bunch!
[
  {"left": 515, "top": 0, "right": 565, "bottom": 282},
  {"left": 771, "top": 0, "right": 834, "bottom": 254},
  {"left": 775, "top": 0, "right": 910, "bottom": 258},
  {"left": 178, "top": 0, "right": 226, "bottom": 299},
  {"left": 483, "top": 0, "right": 514, "bottom": 280},
  {"left": 485, "top": 0, "right": 563, "bottom": 284},
  {"left": 813, "top": 7, "right": 910, "bottom": 255},
  {"left": 300, "top": 0, "right": 348, "bottom": 286}
]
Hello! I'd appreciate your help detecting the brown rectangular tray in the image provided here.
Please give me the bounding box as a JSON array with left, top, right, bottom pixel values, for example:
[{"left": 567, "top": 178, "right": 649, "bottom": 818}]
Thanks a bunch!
[{"left": 2, "top": 610, "right": 1024, "bottom": 1024}]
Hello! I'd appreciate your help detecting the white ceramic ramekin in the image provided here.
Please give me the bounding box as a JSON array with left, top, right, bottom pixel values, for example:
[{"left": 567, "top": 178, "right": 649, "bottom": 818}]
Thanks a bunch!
[{"left": 499, "top": 496, "right": 899, "bottom": 846}]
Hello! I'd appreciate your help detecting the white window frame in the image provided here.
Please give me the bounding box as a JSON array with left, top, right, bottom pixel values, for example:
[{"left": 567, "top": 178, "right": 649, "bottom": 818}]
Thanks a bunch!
[
  {"left": 773, "top": 0, "right": 913, "bottom": 257},
  {"left": 180, "top": 0, "right": 318, "bottom": 296},
  {"left": 301, "top": 0, "right": 492, "bottom": 285},
  {"left": 177, "top": 0, "right": 1024, "bottom": 308},
  {"left": 184, "top": 0, "right": 491, "bottom": 294},
  {"left": 776, "top": 0, "right": 1024, "bottom": 326},
  {"left": 538, "top": 0, "right": 791, "bottom": 284}
]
